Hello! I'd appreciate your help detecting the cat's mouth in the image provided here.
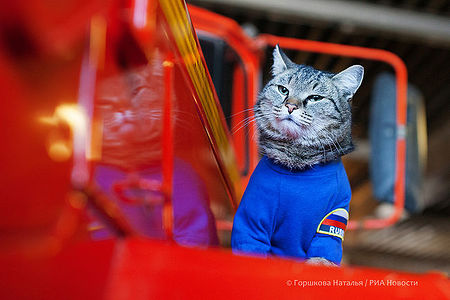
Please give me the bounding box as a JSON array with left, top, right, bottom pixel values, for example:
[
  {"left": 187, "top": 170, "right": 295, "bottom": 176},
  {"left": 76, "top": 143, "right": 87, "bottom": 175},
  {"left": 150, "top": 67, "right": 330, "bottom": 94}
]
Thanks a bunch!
[
  {"left": 275, "top": 117, "right": 303, "bottom": 139},
  {"left": 274, "top": 112, "right": 314, "bottom": 139},
  {"left": 281, "top": 116, "right": 302, "bottom": 126},
  {"left": 279, "top": 113, "right": 312, "bottom": 127}
]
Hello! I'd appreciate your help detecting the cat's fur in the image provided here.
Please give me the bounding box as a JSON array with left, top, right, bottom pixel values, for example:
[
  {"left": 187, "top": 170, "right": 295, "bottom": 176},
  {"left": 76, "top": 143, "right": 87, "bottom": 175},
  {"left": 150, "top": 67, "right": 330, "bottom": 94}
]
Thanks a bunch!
[
  {"left": 255, "top": 46, "right": 364, "bottom": 170},
  {"left": 96, "top": 57, "right": 165, "bottom": 169}
]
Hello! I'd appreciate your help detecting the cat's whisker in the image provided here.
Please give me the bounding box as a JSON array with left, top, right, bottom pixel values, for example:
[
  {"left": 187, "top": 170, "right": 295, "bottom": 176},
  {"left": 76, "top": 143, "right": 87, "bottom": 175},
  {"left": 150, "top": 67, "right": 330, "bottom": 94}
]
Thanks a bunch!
[
  {"left": 300, "top": 113, "right": 313, "bottom": 121},
  {"left": 324, "top": 134, "right": 340, "bottom": 153},
  {"left": 309, "top": 125, "right": 327, "bottom": 160},
  {"left": 232, "top": 115, "right": 265, "bottom": 133},
  {"left": 298, "top": 120, "right": 310, "bottom": 126},
  {"left": 298, "top": 117, "right": 312, "bottom": 125},
  {"left": 317, "top": 126, "right": 345, "bottom": 155},
  {"left": 233, "top": 111, "right": 272, "bottom": 127},
  {"left": 310, "top": 124, "right": 337, "bottom": 155},
  {"left": 232, "top": 115, "right": 256, "bottom": 132},
  {"left": 299, "top": 115, "right": 312, "bottom": 122},
  {"left": 232, "top": 112, "right": 274, "bottom": 135},
  {"left": 334, "top": 140, "right": 345, "bottom": 154},
  {"left": 232, "top": 118, "right": 257, "bottom": 134},
  {"left": 251, "top": 128, "right": 259, "bottom": 142},
  {"left": 228, "top": 108, "right": 255, "bottom": 119}
]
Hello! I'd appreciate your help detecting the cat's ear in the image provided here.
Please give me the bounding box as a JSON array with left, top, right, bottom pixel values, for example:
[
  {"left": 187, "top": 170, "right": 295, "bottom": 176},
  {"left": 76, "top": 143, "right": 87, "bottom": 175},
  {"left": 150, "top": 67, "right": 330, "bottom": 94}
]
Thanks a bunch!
[
  {"left": 332, "top": 65, "right": 364, "bottom": 100},
  {"left": 272, "top": 45, "right": 294, "bottom": 76}
]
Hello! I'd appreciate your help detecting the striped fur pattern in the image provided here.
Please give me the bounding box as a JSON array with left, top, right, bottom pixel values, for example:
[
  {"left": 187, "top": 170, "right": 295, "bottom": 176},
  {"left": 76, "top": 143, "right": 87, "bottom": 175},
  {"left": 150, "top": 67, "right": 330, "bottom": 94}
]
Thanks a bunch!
[{"left": 255, "top": 46, "right": 364, "bottom": 170}]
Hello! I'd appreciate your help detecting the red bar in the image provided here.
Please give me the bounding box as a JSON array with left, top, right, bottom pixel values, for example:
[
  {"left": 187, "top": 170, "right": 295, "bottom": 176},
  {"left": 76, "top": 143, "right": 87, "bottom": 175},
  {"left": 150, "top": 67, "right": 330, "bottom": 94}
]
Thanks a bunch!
[
  {"left": 162, "top": 52, "right": 175, "bottom": 240},
  {"left": 322, "top": 219, "right": 346, "bottom": 230}
]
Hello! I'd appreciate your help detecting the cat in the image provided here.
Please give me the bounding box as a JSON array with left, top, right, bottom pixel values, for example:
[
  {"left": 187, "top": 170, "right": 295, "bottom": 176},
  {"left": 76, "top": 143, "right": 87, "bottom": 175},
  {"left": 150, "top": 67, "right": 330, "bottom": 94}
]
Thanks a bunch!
[
  {"left": 231, "top": 45, "right": 364, "bottom": 266},
  {"left": 91, "top": 53, "right": 219, "bottom": 246},
  {"left": 96, "top": 63, "right": 164, "bottom": 170}
]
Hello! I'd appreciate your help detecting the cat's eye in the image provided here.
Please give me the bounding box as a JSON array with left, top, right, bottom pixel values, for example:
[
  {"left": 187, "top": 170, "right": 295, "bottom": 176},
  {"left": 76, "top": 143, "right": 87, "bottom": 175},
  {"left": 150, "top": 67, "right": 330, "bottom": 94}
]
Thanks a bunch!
[
  {"left": 278, "top": 85, "right": 289, "bottom": 96},
  {"left": 131, "top": 86, "right": 146, "bottom": 97},
  {"left": 307, "top": 95, "right": 324, "bottom": 102}
]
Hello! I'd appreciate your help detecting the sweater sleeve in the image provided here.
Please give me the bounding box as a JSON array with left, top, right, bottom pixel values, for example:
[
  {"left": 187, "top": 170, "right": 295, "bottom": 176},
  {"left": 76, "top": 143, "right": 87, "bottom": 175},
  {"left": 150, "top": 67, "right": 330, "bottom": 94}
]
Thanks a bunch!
[
  {"left": 231, "top": 167, "right": 278, "bottom": 256},
  {"left": 306, "top": 167, "right": 352, "bottom": 265}
]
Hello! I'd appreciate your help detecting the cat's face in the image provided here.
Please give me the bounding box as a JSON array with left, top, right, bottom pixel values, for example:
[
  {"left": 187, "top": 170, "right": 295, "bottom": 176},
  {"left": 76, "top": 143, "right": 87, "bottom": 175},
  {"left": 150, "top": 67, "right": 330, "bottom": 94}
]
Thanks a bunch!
[
  {"left": 95, "top": 59, "right": 165, "bottom": 168},
  {"left": 255, "top": 46, "right": 363, "bottom": 150},
  {"left": 97, "top": 68, "right": 162, "bottom": 147}
]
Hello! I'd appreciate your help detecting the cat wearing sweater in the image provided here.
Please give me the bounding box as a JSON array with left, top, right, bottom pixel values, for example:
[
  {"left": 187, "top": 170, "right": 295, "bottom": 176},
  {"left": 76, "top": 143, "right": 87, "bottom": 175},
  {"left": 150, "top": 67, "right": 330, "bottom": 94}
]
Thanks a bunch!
[{"left": 231, "top": 46, "right": 364, "bottom": 266}]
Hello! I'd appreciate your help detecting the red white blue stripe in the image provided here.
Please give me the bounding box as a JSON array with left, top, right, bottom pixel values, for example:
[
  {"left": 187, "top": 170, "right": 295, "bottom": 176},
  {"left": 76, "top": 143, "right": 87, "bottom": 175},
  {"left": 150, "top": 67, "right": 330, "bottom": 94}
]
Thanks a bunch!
[{"left": 317, "top": 208, "right": 349, "bottom": 240}]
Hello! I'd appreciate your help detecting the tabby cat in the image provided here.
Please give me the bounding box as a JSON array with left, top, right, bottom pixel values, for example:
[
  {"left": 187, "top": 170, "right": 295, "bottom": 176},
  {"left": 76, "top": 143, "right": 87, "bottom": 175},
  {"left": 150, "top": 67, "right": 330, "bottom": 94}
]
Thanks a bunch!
[{"left": 231, "top": 46, "right": 364, "bottom": 265}]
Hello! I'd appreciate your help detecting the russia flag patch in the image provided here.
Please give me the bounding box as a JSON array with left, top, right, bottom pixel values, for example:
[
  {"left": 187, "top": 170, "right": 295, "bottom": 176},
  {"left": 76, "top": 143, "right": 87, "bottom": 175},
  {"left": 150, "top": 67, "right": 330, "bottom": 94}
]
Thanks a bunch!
[{"left": 316, "top": 208, "right": 349, "bottom": 240}]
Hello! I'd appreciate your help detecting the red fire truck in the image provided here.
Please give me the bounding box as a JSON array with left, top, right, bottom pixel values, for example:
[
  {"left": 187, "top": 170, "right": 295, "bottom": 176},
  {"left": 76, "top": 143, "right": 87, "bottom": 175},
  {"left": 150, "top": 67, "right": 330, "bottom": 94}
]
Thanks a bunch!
[{"left": 0, "top": 0, "right": 448, "bottom": 299}]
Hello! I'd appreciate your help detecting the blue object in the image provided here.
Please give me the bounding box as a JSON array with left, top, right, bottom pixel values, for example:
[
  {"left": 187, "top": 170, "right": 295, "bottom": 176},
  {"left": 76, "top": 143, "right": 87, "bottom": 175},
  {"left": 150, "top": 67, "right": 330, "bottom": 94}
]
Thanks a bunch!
[
  {"left": 91, "top": 158, "right": 219, "bottom": 246},
  {"left": 369, "top": 72, "right": 425, "bottom": 212},
  {"left": 231, "top": 156, "right": 352, "bottom": 265}
]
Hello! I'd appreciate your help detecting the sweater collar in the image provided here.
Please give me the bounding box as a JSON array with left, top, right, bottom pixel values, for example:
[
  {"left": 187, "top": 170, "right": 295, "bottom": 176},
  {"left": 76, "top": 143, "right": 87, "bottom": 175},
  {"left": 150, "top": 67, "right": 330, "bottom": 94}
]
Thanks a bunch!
[{"left": 262, "top": 155, "right": 342, "bottom": 175}]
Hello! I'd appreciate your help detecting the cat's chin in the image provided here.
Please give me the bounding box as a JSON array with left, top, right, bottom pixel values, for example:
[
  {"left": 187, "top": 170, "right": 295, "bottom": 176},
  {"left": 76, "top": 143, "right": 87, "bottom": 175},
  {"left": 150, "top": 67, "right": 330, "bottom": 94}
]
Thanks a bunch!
[
  {"left": 116, "top": 123, "right": 136, "bottom": 136},
  {"left": 277, "top": 119, "right": 304, "bottom": 139}
]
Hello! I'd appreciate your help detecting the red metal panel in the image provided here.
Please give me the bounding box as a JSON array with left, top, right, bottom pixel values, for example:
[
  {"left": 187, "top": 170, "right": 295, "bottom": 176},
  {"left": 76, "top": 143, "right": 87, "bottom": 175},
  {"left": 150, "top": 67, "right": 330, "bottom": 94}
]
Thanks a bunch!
[
  {"left": 162, "top": 53, "right": 175, "bottom": 240},
  {"left": 0, "top": 240, "right": 116, "bottom": 300},
  {"left": 105, "top": 239, "right": 449, "bottom": 300},
  {"left": 160, "top": 0, "right": 242, "bottom": 209}
]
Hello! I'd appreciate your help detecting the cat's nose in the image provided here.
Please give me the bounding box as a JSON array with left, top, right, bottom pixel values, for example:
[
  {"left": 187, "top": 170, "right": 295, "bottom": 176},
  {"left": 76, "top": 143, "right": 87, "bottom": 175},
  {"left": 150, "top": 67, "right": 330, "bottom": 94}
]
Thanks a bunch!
[
  {"left": 285, "top": 98, "right": 300, "bottom": 114},
  {"left": 285, "top": 103, "right": 298, "bottom": 114}
]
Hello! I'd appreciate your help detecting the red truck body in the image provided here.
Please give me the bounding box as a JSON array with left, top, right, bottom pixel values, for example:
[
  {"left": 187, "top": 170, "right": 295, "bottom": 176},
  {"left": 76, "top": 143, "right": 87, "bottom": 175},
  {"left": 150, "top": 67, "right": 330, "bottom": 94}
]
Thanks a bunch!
[{"left": 0, "top": 0, "right": 447, "bottom": 299}]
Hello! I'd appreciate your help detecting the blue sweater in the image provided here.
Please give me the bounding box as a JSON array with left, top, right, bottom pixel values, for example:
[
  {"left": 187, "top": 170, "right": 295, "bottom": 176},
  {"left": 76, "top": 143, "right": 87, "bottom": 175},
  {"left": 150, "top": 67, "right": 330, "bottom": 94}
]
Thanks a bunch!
[{"left": 231, "top": 156, "right": 351, "bottom": 264}]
